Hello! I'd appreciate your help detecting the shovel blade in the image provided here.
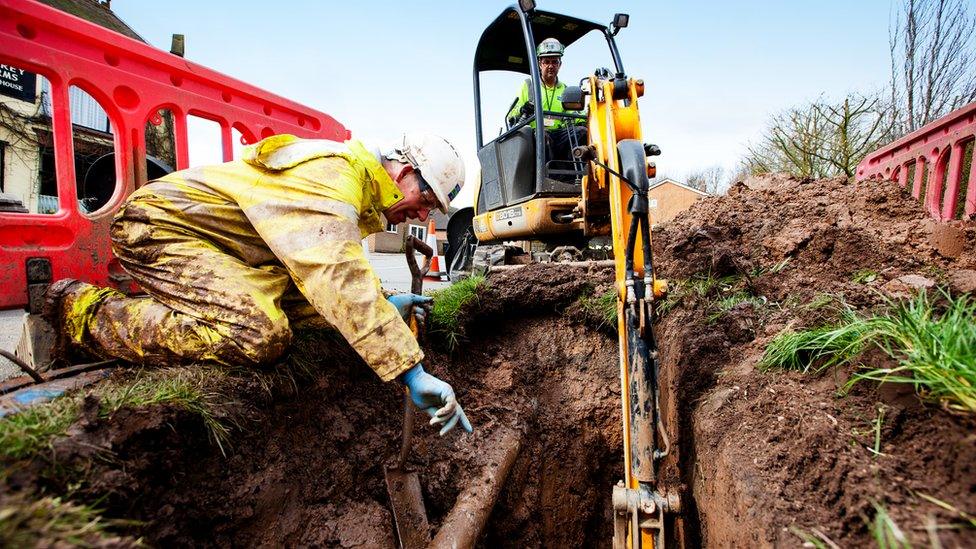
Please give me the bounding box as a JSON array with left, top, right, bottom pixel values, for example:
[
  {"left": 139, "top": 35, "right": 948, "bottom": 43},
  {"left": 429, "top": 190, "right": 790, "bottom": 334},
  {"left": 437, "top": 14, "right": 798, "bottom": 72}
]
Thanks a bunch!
[{"left": 384, "top": 467, "right": 430, "bottom": 549}]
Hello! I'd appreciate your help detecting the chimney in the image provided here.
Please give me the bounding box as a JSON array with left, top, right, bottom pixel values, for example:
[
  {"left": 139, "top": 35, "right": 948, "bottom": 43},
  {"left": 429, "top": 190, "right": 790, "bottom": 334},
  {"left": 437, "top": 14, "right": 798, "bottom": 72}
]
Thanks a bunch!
[{"left": 170, "top": 34, "right": 185, "bottom": 57}]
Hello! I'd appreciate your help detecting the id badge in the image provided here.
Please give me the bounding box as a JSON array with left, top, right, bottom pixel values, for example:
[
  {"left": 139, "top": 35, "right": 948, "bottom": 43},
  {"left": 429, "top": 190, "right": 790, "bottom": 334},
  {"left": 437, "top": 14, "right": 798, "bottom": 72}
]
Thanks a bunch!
[{"left": 544, "top": 117, "right": 556, "bottom": 128}]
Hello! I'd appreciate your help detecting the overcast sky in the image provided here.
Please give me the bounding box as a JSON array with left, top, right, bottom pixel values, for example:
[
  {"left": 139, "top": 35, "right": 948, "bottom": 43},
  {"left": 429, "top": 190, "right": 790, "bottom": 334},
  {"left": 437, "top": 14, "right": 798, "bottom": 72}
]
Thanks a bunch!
[{"left": 112, "top": 0, "right": 895, "bottom": 207}]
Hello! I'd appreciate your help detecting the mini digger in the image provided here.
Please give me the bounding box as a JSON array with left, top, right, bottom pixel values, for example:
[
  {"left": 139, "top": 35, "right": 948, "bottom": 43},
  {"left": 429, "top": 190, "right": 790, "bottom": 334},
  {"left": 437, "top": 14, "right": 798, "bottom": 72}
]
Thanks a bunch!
[{"left": 446, "top": 2, "right": 680, "bottom": 547}]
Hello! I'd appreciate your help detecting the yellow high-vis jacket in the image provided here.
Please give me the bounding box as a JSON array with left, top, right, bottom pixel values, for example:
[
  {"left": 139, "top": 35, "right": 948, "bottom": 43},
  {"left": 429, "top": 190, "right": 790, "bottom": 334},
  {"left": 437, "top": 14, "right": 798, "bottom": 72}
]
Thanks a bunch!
[{"left": 111, "top": 134, "right": 422, "bottom": 380}]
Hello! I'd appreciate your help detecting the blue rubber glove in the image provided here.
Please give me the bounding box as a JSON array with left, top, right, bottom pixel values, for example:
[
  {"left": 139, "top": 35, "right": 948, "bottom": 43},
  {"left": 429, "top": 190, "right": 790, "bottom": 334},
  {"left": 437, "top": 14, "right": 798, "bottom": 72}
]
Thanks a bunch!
[
  {"left": 387, "top": 293, "right": 433, "bottom": 322},
  {"left": 401, "top": 364, "right": 473, "bottom": 436}
]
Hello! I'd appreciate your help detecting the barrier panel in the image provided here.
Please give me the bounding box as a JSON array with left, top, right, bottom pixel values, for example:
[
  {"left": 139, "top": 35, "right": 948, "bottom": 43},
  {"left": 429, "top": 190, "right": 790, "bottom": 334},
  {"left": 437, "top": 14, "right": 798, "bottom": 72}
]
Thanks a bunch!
[
  {"left": 0, "top": 0, "right": 349, "bottom": 309},
  {"left": 856, "top": 102, "right": 975, "bottom": 222}
]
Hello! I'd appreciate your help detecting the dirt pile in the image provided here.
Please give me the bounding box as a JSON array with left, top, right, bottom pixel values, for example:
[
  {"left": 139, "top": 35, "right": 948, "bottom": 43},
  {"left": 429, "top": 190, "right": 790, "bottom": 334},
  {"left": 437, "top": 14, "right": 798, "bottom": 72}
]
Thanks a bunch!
[
  {"left": 1, "top": 265, "right": 623, "bottom": 547},
  {"left": 653, "top": 173, "right": 975, "bottom": 547}
]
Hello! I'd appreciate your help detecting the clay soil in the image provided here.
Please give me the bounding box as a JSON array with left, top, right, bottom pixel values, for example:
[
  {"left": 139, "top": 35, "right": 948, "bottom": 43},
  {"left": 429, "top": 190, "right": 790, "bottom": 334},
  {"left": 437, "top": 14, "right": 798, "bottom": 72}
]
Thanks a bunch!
[
  {"left": 653, "top": 174, "right": 976, "bottom": 547},
  {"left": 4, "top": 174, "right": 975, "bottom": 548}
]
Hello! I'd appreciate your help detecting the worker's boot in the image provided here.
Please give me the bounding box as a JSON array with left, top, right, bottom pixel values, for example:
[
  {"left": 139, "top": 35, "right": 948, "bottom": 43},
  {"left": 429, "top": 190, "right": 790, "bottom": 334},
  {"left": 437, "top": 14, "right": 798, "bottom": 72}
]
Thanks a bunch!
[{"left": 39, "top": 278, "right": 96, "bottom": 367}]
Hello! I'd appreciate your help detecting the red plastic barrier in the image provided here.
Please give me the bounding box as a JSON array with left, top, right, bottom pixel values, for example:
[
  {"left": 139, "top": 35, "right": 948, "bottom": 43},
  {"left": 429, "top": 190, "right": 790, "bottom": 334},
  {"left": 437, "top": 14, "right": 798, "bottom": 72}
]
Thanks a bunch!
[
  {"left": 856, "top": 102, "right": 976, "bottom": 222},
  {"left": 0, "top": 0, "right": 349, "bottom": 309}
]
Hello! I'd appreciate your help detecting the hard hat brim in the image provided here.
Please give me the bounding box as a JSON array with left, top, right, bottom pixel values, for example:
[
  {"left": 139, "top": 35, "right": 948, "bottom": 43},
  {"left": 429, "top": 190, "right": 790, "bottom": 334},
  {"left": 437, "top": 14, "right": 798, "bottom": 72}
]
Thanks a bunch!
[{"left": 425, "top": 176, "right": 451, "bottom": 214}]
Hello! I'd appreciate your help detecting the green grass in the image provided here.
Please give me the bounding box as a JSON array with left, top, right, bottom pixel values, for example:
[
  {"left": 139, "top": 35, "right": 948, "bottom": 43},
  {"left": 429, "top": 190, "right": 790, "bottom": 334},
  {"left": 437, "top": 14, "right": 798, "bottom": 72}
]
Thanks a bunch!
[
  {"left": 577, "top": 288, "right": 617, "bottom": 329},
  {"left": 868, "top": 501, "right": 910, "bottom": 549},
  {"left": 0, "top": 367, "right": 234, "bottom": 463},
  {"left": 98, "top": 368, "right": 232, "bottom": 453},
  {"left": 849, "top": 291, "right": 976, "bottom": 413},
  {"left": 0, "top": 495, "right": 139, "bottom": 547},
  {"left": 707, "top": 291, "right": 768, "bottom": 322},
  {"left": 656, "top": 272, "right": 741, "bottom": 317},
  {"left": 761, "top": 290, "right": 976, "bottom": 413},
  {"left": 758, "top": 308, "right": 871, "bottom": 373},
  {"left": 0, "top": 398, "right": 80, "bottom": 460},
  {"left": 428, "top": 275, "right": 485, "bottom": 351},
  {"left": 852, "top": 269, "right": 879, "bottom": 284},
  {"left": 789, "top": 526, "right": 838, "bottom": 548},
  {"left": 916, "top": 492, "right": 976, "bottom": 529}
]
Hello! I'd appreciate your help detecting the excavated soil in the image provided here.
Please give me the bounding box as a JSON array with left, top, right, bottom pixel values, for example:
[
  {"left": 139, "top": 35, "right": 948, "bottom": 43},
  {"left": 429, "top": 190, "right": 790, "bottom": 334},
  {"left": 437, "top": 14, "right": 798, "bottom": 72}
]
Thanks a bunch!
[{"left": 653, "top": 174, "right": 976, "bottom": 547}]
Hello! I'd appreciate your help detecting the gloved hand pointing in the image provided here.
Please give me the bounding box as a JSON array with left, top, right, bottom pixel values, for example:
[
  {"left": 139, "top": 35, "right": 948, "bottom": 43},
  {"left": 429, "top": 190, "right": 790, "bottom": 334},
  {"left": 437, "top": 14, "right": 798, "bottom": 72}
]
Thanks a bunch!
[
  {"left": 400, "top": 364, "right": 473, "bottom": 436},
  {"left": 387, "top": 293, "right": 432, "bottom": 323}
]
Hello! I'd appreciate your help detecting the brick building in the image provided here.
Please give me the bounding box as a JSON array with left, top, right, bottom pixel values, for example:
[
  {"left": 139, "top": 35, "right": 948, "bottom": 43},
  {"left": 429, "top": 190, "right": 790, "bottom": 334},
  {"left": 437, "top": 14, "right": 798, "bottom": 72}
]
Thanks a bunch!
[{"left": 649, "top": 178, "right": 710, "bottom": 225}]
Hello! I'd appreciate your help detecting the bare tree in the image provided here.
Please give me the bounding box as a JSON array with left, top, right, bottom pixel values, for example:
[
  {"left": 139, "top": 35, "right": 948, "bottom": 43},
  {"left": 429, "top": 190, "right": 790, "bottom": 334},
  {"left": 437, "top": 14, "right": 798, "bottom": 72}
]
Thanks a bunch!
[
  {"left": 685, "top": 165, "right": 725, "bottom": 194},
  {"left": 743, "top": 101, "right": 833, "bottom": 179},
  {"left": 889, "top": 0, "right": 976, "bottom": 134},
  {"left": 742, "top": 93, "right": 892, "bottom": 179}
]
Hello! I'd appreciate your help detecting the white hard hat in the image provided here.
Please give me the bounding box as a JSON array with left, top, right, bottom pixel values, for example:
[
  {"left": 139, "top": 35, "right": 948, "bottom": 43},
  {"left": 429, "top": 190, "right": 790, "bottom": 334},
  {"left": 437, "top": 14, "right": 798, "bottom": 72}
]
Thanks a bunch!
[
  {"left": 537, "top": 37, "right": 565, "bottom": 58},
  {"left": 385, "top": 133, "right": 464, "bottom": 214}
]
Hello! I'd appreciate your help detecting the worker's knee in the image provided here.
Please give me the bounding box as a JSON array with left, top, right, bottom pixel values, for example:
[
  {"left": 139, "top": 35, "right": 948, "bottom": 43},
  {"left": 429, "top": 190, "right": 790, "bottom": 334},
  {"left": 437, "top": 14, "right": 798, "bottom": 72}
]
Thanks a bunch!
[{"left": 224, "top": 316, "right": 292, "bottom": 367}]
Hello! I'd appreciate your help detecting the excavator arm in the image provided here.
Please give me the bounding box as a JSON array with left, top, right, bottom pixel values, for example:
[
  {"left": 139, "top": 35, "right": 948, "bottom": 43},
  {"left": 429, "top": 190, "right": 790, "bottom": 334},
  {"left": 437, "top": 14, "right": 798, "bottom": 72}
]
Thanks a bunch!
[{"left": 576, "top": 73, "right": 681, "bottom": 548}]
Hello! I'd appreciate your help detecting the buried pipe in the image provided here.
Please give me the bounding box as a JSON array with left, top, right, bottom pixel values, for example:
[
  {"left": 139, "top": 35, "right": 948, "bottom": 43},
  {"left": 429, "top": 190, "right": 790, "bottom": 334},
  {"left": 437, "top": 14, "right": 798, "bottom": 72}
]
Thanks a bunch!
[{"left": 428, "top": 426, "right": 523, "bottom": 549}]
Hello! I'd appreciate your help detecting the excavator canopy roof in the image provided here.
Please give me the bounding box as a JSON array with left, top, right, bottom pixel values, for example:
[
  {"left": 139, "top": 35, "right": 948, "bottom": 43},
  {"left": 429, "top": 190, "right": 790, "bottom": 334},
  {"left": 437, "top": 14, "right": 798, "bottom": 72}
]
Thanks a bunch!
[{"left": 474, "top": 7, "right": 607, "bottom": 74}]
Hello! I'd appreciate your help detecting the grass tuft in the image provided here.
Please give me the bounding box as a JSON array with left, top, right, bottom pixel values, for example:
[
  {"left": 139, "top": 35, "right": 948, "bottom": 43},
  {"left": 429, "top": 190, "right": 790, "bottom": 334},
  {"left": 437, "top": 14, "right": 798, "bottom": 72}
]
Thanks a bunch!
[
  {"left": 849, "top": 291, "right": 976, "bottom": 413},
  {"left": 708, "top": 292, "right": 767, "bottom": 322},
  {"left": 0, "top": 398, "right": 80, "bottom": 461},
  {"left": 761, "top": 290, "right": 976, "bottom": 413},
  {"left": 852, "top": 269, "right": 879, "bottom": 284},
  {"left": 789, "top": 525, "right": 840, "bottom": 548},
  {"left": 657, "top": 272, "right": 741, "bottom": 317},
  {"left": 577, "top": 288, "right": 617, "bottom": 329},
  {"left": 867, "top": 500, "right": 910, "bottom": 549},
  {"left": 759, "top": 306, "right": 871, "bottom": 372},
  {"left": 98, "top": 368, "right": 232, "bottom": 453},
  {"left": 428, "top": 276, "right": 485, "bottom": 351},
  {"left": 0, "top": 366, "right": 236, "bottom": 464},
  {"left": 0, "top": 495, "right": 139, "bottom": 547}
]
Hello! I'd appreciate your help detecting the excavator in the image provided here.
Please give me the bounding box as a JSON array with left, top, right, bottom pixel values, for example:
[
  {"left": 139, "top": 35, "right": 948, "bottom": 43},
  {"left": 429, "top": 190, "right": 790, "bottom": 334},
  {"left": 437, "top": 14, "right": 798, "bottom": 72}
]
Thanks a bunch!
[{"left": 448, "top": 2, "right": 680, "bottom": 547}]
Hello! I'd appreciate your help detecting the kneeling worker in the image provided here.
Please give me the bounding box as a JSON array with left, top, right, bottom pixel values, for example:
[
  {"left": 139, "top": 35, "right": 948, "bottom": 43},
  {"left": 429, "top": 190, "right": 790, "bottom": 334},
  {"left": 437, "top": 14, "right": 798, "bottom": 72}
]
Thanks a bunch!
[{"left": 45, "top": 133, "right": 472, "bottom": 435}]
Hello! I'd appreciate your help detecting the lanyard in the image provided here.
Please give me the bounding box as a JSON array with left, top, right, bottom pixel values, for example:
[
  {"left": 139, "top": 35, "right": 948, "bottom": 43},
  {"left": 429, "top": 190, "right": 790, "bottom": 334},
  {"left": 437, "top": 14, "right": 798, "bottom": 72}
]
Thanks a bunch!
[{"left": 544, "top": 83, "right": 558, "bottom": 111}]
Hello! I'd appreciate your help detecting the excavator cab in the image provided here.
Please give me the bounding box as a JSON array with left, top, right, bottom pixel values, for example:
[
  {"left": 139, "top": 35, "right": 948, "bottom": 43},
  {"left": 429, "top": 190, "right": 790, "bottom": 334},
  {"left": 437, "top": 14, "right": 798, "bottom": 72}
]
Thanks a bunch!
[
  {"left": 447, "top": 4, "right": 632, "bottom": 273},
  {"left": 472, "top": 6, "right": 603, "bottom": 210}
]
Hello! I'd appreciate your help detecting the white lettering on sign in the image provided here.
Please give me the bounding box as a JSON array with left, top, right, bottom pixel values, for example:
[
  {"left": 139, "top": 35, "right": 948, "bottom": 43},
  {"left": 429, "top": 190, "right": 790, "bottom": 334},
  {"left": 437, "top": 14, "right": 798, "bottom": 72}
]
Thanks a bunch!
[
  {"left": 0, "top": 65, "right": 26, "bottom": 82},
  {"left": 497, "top": 207, "right": 523, "bottom": 221}
]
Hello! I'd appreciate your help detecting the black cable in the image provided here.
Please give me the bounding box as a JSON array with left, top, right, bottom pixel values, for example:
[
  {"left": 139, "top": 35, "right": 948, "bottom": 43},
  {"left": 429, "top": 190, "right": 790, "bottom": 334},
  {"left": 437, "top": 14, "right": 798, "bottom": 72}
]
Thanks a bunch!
[{"left": 0, "top": 349, "right": 44, "bottom": 384}]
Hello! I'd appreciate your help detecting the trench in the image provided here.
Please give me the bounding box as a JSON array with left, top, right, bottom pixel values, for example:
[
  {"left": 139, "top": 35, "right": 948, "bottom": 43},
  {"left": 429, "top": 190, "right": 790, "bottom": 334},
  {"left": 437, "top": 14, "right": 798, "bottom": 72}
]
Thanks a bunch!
[{"left": 82, "top": 313, "right": 631, "bottom": 547}]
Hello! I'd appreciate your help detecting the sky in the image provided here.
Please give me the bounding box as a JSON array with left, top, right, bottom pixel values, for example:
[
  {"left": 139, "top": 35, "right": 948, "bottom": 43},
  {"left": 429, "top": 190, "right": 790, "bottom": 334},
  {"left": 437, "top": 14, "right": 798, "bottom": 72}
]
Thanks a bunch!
[{"left": 112, "top": 0, "right": 896, "bottom": 207}]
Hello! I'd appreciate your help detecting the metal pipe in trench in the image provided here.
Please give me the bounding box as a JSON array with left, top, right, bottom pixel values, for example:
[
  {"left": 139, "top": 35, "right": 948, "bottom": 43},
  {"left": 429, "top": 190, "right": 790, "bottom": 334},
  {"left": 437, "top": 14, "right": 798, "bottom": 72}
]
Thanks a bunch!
[{"left": 428, "top": 426, "right": 522, "bottom": 549}]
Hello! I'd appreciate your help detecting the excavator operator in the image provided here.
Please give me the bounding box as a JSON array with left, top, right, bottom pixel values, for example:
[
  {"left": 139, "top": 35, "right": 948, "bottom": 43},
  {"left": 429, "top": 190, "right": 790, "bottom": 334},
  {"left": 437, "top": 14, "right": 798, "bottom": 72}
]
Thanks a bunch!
[
  {"left": 43, "top": 133, "right": 473, "bottom": 435},
  {"left": 507, "top": 37, "right": 587, "bottom": 169}
]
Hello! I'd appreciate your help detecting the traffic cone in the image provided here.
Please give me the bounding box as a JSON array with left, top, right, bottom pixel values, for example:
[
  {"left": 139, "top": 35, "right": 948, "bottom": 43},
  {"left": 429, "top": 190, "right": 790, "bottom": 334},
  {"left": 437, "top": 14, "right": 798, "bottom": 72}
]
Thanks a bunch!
[{"left": 424, "top": 218, "right": 445, "bottom": 282}]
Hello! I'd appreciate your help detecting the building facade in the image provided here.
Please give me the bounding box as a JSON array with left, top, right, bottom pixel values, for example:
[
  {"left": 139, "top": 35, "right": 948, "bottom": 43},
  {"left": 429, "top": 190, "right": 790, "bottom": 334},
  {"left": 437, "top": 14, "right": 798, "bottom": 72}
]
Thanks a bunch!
[
  {"left": 367, "top": 209, "right": 452, "bottom": 254},
  {"left": 649, "top": 178, "right": 710, "bottom": 225},
  {"left": 0, "top": 0, "right": 173, "bottom": 215}
]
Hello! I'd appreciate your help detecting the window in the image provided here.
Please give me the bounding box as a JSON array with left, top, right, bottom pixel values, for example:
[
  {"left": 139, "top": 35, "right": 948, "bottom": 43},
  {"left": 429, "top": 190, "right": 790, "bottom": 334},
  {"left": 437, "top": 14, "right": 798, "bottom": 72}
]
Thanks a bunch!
[
  {"left": 650, "top": 199, "right": 659, "bottom": 209},
  {"left": 408, "top": 224, "right": 427, "bottom": 241},
  {"left": 386, "top": 222, "right": 398, "bottom": 233}
]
